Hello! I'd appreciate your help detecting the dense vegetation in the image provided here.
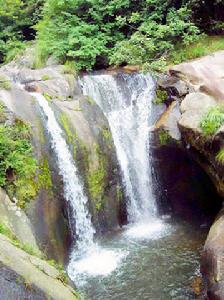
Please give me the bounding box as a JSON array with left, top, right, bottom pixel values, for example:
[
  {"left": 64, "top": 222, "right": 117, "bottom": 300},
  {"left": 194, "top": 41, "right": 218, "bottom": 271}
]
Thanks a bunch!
[
  {"left": 0, "top": 117, "right": 38, "bottom": 207},
  {"left": 0, "top": 0, "right": 224, "bottom": 70}
]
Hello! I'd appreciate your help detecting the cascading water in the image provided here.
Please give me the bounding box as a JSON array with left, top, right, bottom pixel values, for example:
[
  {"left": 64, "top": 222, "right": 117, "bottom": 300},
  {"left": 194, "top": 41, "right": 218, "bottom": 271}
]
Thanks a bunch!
[
  {"left": 30, "top": 91, "right": 126, "bottom": 282},
  {"left": 80, "top": 72, "right": 157, "bottom": 224},
  {"left": 30, "top": 92, "right": 95, "bottom": 252}
]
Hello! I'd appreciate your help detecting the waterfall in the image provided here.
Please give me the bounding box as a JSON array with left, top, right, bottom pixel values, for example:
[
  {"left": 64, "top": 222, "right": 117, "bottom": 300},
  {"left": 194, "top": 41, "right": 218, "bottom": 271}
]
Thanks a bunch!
[
  {"left": 30, "top": 92, "right": 95, "bottom": 252},
  {"left": 80, "top": 72, "right": 156, "bottom": 223}
]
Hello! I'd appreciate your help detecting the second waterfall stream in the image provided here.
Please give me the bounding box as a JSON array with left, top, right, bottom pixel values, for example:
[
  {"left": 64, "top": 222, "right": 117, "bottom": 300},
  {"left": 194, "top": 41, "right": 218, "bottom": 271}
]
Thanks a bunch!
[{"left": 30, "top": 71, "right": 166, "bottom": 285}]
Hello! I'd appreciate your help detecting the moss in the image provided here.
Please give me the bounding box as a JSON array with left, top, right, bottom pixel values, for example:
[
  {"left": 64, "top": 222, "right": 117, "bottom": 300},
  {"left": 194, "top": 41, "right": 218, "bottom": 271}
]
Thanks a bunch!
[
  {"left": 0, "top": 222, "right": 41, "bottom": 257},
  {"left": 43, "top": 92, "right": 53, "bottom": 102},
  {"left": 116, "top": 184, "right": 123, "bottom": 203},
  {"left": 0, "top": 75, "right": 12, "bottom": 90},
  {"left": 87, "top": 144, "right": 107, "bottom": 211},
  {"left": 101, "top": 127, "right": 113, "bottom": 143},
  {"left": 85, "top": 96, "right": 95, "bottom": 105},
  {"left": 38, "top": 158, "right": 53, "bottom": 191},
  {"left": 153, "top": 89, "right": 168, "bottom": 105},
  {"left": 41, "top": 74, "right": 50, "bottom": 81},
  {"left": 0, "top": 222, "right": 69, "bottom": 285},
  {"left": 0, "top": 101, "right": 6, "bottom": 123}
]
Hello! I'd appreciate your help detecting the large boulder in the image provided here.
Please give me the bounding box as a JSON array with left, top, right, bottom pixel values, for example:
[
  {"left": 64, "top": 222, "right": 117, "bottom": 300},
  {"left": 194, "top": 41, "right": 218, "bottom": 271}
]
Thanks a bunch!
[
  {"left": 201, "top": 210, "right": 224, "bottom": 300},
  {"left": 156, "top": 51, "right": 224, "bottom": 299}
]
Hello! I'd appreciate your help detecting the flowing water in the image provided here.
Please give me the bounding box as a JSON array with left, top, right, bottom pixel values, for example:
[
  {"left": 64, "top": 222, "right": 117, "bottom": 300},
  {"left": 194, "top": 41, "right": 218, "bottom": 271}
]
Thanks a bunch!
[
  {"left": 29, "top": 73, "right": 207, "bottom": 299},
  {"left": 78, "top": 219, "right": 206, "bottom": 300},
  {"left": 31, "top": 91, "right": 126, "bottom": 283},
  {"left": 81, "top": 73, "right": 157, "bottom": 223},
  {"left": 30, "top": 92, "right": 95, "bottom": 251}
]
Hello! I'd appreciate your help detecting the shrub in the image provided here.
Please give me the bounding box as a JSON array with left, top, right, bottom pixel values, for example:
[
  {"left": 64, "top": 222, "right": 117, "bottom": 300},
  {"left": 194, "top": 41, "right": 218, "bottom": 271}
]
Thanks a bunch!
[
  {"left": 0, "top": 118, "right": 38, "bottom": 207},
  {"left": 153, "top": 89, "right": 168, "bottom": 105},
  {"left": 158, "top": 130, "right": 171, "bottom": 145},
  {"left": 200, "top": 106, "right": 224, "bottom": 136}
]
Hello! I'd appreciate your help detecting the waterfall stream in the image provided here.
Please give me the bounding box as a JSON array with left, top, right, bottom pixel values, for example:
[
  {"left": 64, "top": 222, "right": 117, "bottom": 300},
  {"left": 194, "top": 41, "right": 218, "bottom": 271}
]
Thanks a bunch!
[
  {"left": 30, "top": 92, "right": 95, "bottom": 252},
  {"left": 81, "top": 72, "right": 157, "bottom": 223},
  {"left": 27, "top": 76, "right": 206, "bottom": 299}
]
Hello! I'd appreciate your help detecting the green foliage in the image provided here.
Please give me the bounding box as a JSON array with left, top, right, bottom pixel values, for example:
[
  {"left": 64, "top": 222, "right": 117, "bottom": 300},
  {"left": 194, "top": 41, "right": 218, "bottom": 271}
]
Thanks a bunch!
[
  {"left": 200, "top": 106, "right": 224, "bottom": 136},
  {"left": 0, "top": 75, "right": 11, "bottom": 90},
  {"left": 87, "top": 145, "right": 107, "bottom": 211},
  {"left": 34, "top": 0, "right": 202, "bottom": 71},
  {"left": 38, "top": 158, "right": 53, "bottom": 190},
  {"left": 43, "top": 92, "right": 53, "bottom": 102},
  {"left": 158, "top": 130, "right": 171, "bottom": 145},
  {"left": 0, "top": 0, "right": 44, "bottom": 63},
  {"left": 169, "top": 35, "right": 224, "bottom": 66},
  {"left": 0, "top": 118, "right": 38, "bottom": 207},
  {"left": 216, "top": 148, "right": 224, "bottom": 164},
  {"left": 62, "top": 61, "right": 77, "bottom": 76},
  {"left": 0, "top": 222, "right": 40, "bottom": 256},
  {"left": 154, "top": 89, "right": 168, "bottom": 105},
  {"left": 1, "top": 0, "right": 224, "bottom": 69},
  {"left": 41, "top": 74, "right": 50, "bottom": 81}
]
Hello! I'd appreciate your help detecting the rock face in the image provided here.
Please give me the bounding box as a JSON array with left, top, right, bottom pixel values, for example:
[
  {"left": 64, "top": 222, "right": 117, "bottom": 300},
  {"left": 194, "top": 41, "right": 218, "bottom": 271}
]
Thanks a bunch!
[
  {"left": 157, "top": 51, "right": 224, "bottom": 299},
  {"left": 201, "top": 210, "right": 224, "bottom": 300},
  {"left": 0, "top": 188, "right": 39, "bottom": 251},
  {"left": 0, "top": 52, "right": 124, "bottom": 265},
  {"left": 0, "top": 234, "right": 78, "bottom": 300}
]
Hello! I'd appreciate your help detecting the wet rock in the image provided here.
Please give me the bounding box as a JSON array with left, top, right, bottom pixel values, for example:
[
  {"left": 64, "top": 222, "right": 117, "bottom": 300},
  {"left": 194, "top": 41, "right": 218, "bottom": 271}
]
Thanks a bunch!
[
  {"left": 0, "top": 188, "right": 39, "bottom": 251},
  {"left": 169, "top": 50, "right": 224, "bottom": 102},
  {"left": 25, "top": 82, "right": 41, "bottom": 93},
  {"left": 179, "top": 92, "right": 216, "bottom": 131},
  {"left": 201, "top": 210, "right": 224, "bottom": 300},
  {"left": 0, "top": 234, "right": 79, "bottom": 300},
  {"left": 155, "top": 101, "right": 181, "bottom": 140},
  {"left": 158, "top": 74, "right": 192, "bottom": 98}
]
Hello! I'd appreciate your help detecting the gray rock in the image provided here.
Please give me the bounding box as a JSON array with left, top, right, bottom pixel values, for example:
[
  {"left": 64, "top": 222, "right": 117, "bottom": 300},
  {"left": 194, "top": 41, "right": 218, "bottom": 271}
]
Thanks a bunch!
[{"left": 0, "top": 234, "right": 79, "bottom": 300}]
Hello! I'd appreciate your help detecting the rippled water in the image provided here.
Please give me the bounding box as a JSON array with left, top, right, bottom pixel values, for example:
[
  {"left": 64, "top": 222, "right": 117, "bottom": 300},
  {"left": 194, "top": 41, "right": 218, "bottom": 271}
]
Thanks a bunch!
[{"left": 77, "top": 218, "right": 206, "bottom": 300}]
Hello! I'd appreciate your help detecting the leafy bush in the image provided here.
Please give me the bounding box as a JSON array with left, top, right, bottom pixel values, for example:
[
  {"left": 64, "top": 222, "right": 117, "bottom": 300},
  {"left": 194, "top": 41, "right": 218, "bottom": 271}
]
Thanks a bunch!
[
  {"left": 34, "top": 0, "right": 201, "bottom": 71},
  {"left": 158, "top": 130, "right": 171, "bottom": 145},
  {"left": 200, "top": 106, "right": 224, "bottom": 136},
  {"left": 0, "top": 0, "right": 44, "bottom": 63},
  {"left": 0, "top": 118, "right": 38, "bottom": 207},
  {"left": 153, "top": 89, "right": 168, "bottom": 105}
]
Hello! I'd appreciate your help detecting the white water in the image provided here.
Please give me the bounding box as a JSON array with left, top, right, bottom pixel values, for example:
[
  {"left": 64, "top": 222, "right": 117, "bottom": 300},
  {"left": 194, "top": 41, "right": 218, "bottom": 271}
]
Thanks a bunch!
[
  {"left": 81, "top": 73, "right": 157, "bottom": 223},
  {"left": 31, "top": 92, "right": 125, "bottom": 281},
  {"left": 31, "top": 92, "right": 95, "bottom": 250}
]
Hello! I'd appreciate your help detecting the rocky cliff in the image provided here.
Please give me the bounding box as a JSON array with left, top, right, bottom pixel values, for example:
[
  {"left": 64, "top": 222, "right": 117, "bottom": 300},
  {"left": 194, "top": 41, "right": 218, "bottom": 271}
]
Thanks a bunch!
[
  {"left": 0, "top": 51, "right": 125, "bottom": 297},
  {"left": 156, "top": 50, "right": 224, "bottom": 299}
]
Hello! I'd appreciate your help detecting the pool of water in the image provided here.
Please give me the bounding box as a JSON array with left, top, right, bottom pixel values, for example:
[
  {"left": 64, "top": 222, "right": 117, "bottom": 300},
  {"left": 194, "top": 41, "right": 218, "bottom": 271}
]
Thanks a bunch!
[{"left": 71, "top": 217, "right": 207, "bottom": 300}]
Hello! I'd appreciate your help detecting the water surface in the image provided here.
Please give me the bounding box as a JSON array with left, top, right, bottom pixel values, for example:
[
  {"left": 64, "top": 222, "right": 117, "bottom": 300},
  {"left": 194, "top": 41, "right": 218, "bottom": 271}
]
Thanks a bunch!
[{"left": 77, "top": 218, "right": 206, "bottom": 300}]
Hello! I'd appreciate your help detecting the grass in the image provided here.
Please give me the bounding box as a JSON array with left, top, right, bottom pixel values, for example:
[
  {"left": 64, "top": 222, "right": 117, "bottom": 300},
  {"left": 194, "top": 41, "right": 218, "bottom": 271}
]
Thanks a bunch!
[
  {"left": 200, "top": 106, "right": 224, "bottom": 136},
  {"left": 216, "top": 148, "right": 224, "bottom": 164},
  {"left": 0, "top": 222, "right": 69, "bottom": 284},
  {"left": 169, "top": 35, "right": 224, "bottom": 66},
  {"left": 62, "top": 60, "right": 77, "bottom": 76}
]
